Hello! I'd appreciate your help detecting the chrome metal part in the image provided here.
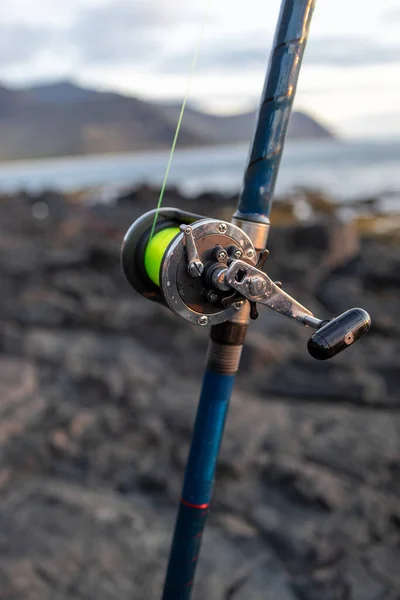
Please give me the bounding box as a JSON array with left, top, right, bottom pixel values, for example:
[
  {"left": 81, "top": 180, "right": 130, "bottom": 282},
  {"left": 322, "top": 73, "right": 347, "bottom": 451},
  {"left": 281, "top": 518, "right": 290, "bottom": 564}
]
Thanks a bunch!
[
  {"left": 231, "top": 301, "right": 250, "bottom": 322},
  {"left": 218, "top": 222, "right": 228, "bottom": 234},
  {"left": 180, "top": 224, "right": 204, "bottom": 277},
  {"left": 206, "top": 291, "right": 219, "bottom": 304},
  {"left": 300, "top": 315, "right": 323, "bottom": 329},
  {"left": 231, "top": 217, "right": 270, "bottom": 250},
  {"left": 211, "top": 266, "right": 231, "bottom": 292},
  {"left": 225, "top": 259, "right": 314, "bottom": 324},
  {"left": 161, "top": 219, "right": 257, "bottom": 326},
  {"left": 217, "top": 249, "right": 228, "bottom": 262},
  {"left": 248, "top": 276, "right": 267, "bottom": 296}
]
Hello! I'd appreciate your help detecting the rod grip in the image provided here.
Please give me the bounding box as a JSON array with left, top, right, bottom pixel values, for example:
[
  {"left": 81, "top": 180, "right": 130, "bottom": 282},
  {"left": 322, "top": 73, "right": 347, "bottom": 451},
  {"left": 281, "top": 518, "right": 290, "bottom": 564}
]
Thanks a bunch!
[{"left": 307, "top": 308, "right": 371, "bottom": 360}]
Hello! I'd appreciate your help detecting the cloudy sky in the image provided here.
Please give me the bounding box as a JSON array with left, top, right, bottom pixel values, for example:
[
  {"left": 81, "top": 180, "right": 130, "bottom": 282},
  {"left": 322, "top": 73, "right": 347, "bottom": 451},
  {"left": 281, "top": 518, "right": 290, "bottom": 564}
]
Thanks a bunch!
[{"left": 1, "top": 0, "right": 400, "bottom": 138}]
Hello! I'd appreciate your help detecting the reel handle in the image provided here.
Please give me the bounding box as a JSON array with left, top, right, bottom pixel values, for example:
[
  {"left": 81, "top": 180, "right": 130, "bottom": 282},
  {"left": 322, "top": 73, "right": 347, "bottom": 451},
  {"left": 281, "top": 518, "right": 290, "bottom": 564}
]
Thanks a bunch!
[{"left": 307, "top": 308, "right": 371, "bottom": 360}]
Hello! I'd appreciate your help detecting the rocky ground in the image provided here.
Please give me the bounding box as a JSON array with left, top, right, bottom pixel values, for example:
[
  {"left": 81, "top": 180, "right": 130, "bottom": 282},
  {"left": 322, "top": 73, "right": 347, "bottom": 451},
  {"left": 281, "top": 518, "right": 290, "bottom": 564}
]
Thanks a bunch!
[{"left": 0, "top": 187, "right": 399, "bottom": 600}]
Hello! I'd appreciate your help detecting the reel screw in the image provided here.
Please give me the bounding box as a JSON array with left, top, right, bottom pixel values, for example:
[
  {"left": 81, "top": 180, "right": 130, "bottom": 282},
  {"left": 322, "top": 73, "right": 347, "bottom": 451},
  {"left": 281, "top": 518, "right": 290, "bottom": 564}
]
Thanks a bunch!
[
  {"left": 218, "top": 223, "right": 228, "bottom": 233},
  {"left": 198, "top": 315, "right": 209, "bottom": 326},
  {"left": 248, "top": 277, "right": 267, "bottom": 296},
  {"left": 233, "top": 301, "right": 246, "bottom": 310},
  {"left": 345, "top": 332, "right": 355, "bottom": 345},
  {"left": 234, "top": 249, "right": 242, "bottom": 259},
  {"left": 217, "top": 250, "right": 228, "bottom": 262},
  {"left": 188, "top": 262, "right": 204, "bottom": 277},
  {"left": 207, "top": 291, "right": 219, "bottom": 303},
  {"left": 246, "top": 248, "right": 255, "bottom": 258}
]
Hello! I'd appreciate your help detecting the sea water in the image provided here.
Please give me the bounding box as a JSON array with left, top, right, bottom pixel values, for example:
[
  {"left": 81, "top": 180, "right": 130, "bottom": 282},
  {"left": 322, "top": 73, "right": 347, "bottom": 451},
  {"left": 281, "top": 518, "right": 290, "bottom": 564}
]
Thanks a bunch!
[{"left": 0, "top": 139, "right": 399, "bottom": 211}]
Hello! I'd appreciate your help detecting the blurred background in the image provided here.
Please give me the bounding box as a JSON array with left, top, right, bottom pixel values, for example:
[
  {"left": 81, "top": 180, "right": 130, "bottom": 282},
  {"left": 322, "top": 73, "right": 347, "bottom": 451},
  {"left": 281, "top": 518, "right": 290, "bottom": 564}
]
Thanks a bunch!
[{"left": 0, "top": 1, "right": 399, "bottom": 599}]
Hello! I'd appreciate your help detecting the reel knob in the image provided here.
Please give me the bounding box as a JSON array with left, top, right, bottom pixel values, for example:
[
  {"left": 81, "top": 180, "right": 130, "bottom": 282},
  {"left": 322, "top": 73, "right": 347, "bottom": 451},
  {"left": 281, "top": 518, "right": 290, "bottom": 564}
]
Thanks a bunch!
[{"left": 307, "top": 308, "right": 371, "bottom": 360}]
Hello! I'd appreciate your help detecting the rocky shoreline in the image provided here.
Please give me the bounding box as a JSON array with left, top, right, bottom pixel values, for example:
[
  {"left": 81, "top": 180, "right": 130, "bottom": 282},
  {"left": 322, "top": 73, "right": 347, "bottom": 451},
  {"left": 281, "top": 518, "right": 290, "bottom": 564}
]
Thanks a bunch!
[{"left": 0, "top": 187, "right": 399, "bottom": 599}]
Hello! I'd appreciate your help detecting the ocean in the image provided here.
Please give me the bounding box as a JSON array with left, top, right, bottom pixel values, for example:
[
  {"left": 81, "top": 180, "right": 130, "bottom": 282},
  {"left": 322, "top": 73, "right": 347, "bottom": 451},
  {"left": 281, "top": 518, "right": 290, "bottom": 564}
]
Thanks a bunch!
[{"left": 0, "top": 139, "right": 399, "bottom": 211}]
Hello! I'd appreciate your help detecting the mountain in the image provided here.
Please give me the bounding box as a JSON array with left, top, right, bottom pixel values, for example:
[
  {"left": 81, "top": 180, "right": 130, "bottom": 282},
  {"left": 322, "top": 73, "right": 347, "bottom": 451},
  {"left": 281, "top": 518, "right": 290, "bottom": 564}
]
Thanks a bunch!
[
  {"left": 27, "top": 81, "right": 99, "bottom": 104},
  {"left": 160, "top": 104, "right": 333, "bottom": 143},
  {"left": 0, "top": 81, "right": 335, "bottom": 161}
]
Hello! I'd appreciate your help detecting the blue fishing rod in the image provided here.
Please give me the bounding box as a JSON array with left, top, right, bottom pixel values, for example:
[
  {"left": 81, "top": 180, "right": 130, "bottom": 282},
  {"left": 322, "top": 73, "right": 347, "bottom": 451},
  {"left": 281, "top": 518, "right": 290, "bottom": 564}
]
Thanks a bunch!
[{"left": 121, "top": 1, "right": 371, "bottom": 598}]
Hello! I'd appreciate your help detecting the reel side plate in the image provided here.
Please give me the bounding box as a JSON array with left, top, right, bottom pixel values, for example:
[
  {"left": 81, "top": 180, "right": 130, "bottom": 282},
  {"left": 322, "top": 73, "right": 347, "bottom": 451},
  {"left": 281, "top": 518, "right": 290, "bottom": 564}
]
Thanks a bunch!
[{"left": 160, "top": 219, "right": 257, "bottom": 326}]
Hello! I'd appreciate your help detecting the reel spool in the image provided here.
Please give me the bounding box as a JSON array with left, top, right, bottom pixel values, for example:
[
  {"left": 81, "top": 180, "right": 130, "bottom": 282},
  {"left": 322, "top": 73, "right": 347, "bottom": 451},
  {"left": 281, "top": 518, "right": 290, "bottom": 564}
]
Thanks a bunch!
[
  {"left": 122, "top": 208, "right": 201, "bottom": 306},
  {"left": 122, "top": 208, "right": 257, "bottom": 326}
]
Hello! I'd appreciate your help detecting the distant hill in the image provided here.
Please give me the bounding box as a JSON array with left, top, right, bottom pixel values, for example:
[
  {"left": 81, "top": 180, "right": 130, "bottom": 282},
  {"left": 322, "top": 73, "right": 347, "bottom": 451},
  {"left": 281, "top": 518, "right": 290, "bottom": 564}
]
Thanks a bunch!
[
  {"left": 0, "top": 81, "right": 335, "bottom": 161},
  {"left": 160, "top": 103, "right": 334, "bottom": 144}
]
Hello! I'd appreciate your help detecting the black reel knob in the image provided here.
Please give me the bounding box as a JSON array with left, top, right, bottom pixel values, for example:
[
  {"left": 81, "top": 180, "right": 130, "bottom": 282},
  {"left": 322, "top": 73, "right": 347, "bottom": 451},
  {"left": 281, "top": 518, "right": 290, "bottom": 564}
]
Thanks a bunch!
[{"left": 307, "top": 308, "right": 371, "bottom": 360}]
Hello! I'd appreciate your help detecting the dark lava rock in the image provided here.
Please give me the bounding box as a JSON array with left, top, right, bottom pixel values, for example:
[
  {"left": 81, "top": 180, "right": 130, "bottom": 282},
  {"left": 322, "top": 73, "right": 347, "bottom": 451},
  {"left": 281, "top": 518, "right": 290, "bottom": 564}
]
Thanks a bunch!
[{"left": 0, "top": 188, "right": 399, "bottom": 599}]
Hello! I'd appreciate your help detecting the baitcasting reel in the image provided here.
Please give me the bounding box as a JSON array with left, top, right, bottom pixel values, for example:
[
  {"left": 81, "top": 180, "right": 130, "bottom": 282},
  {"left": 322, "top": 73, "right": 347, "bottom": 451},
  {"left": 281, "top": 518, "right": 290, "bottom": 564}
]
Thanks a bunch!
[{"left": 122, "top": 208, "right": 371, "bottom": 360}]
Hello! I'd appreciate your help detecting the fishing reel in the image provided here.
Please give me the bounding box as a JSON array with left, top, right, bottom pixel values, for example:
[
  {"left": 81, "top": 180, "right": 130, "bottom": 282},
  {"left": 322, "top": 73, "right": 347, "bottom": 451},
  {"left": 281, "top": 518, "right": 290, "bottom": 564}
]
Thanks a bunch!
[{"left": 122, "top": 208, "right": 371, "bottom": 360}]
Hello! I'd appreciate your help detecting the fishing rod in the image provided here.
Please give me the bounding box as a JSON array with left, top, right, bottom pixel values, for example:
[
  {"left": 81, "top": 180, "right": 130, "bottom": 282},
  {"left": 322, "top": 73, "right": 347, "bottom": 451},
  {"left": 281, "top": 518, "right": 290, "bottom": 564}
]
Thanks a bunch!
[{"left": 121, "top": 0, "right": 371, "bottom": 598}]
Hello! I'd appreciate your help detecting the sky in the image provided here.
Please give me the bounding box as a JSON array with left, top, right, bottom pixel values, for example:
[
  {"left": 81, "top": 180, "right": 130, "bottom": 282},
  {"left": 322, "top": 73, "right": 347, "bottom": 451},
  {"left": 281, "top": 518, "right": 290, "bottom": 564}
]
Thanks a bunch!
[{"left": 1, "top": 0, "right": 400, "bottom": 139}]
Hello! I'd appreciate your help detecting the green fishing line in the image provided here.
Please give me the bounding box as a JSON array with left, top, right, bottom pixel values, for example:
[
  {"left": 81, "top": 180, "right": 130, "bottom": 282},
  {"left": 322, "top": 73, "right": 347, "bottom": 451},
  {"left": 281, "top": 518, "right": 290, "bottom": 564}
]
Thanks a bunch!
[
  {"left": 144, "top": 227, "right": 181, "bottom": 286},
  {"left": 149, "top": 0, "right": 211, "bottom": 240}
]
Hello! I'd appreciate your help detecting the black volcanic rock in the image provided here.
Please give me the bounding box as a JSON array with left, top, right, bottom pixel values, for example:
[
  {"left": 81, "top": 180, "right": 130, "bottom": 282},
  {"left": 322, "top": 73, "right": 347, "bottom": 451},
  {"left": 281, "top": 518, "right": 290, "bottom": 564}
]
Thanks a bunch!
[{"left": 0, "top": 189, "right": 398, "bottom": 600}]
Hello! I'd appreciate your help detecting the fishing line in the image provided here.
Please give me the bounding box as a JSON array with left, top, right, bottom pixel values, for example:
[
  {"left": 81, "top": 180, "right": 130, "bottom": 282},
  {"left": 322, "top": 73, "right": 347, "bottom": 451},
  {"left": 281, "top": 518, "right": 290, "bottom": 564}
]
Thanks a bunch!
[{"left": 149, "top": 0, "right": 212, "bottom": 240}]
